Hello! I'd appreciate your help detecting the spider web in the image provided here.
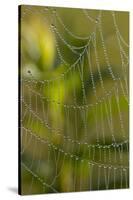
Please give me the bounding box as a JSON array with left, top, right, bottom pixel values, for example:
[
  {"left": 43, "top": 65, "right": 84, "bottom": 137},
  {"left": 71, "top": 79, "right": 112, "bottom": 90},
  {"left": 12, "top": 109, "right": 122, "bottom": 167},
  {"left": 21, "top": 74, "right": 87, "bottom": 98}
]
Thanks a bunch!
[{"left": 19, "top": 5, "right": 129, "bottom": 194}]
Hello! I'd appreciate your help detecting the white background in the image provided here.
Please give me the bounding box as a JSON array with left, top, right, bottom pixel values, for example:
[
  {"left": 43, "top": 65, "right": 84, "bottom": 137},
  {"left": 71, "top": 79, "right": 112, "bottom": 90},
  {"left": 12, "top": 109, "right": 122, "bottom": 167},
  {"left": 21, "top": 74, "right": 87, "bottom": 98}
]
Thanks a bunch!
[{"left": 0, "top": 0, "right": 132, "bottom": 199}]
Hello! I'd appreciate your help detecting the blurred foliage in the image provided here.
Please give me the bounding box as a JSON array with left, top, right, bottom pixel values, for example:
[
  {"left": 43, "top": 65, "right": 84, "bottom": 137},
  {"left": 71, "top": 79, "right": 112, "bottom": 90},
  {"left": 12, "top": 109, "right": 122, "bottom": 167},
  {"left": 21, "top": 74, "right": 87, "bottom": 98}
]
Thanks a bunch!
[{"left": 19, "top": 5, "right": 129, "bottom": 195}]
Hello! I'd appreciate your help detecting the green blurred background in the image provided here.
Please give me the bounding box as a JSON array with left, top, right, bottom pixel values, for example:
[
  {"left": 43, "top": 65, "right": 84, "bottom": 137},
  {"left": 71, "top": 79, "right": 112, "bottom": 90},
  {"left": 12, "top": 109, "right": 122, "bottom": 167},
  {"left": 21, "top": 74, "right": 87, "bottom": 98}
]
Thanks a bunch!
[{"left": 19, "top": 5, "right": 129, "bottom": 195}]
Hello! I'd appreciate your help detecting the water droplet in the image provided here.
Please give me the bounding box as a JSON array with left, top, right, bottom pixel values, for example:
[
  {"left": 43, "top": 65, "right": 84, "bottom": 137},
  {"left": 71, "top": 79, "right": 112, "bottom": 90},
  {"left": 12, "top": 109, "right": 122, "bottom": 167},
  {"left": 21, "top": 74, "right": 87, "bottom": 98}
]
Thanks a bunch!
[
  {"left": 51, "top": 23, "right": 55, "bottom": 27},
  {"left": 27, "top": 70, "right": 31, "bottom": 74},
  {"left": 95, "top": 18, "right": 99, "bottom": 23}
]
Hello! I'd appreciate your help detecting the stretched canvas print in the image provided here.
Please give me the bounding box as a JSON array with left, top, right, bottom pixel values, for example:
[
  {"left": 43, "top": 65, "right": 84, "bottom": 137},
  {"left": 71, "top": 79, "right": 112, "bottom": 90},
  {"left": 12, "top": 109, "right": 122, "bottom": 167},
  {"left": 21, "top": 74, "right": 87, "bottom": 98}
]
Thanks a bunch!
[{"left": 18, "top": 5, "right": 129, "bottom": 195}]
